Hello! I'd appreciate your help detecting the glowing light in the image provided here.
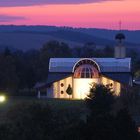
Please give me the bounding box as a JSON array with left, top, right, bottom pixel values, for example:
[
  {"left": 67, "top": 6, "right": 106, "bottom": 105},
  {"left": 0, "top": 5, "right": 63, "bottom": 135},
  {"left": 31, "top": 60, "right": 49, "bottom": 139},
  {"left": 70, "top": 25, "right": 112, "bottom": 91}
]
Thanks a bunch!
[
  {"left": 74, "top": 78, "right": 99, "bottom": 99},
  {"left": 0, "top": 95, "right": 6, "bottom": 103}
]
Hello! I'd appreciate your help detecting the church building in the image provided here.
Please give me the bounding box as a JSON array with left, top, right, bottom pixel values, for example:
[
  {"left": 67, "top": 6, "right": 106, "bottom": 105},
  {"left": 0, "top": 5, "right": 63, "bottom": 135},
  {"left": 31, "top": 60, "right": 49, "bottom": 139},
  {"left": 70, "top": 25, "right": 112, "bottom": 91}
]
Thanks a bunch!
[{"left": 35, "top": 33, "right": 133, "bottom": 99}]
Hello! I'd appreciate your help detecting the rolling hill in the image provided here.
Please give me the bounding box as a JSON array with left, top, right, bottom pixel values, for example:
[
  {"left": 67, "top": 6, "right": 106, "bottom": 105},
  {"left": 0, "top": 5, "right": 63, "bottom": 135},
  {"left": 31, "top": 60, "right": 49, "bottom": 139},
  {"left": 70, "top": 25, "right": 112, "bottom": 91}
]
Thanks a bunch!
[{"left": 0, "top": 25, "right": 139, "bottom": 51}]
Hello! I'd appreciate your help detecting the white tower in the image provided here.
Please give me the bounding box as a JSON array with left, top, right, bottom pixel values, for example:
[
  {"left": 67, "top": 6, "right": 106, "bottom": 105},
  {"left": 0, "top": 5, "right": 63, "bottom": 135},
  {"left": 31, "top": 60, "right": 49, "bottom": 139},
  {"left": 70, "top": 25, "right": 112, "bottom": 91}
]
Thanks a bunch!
[{"left": 115, "top": 33, "right": 126, "bottom": 59}]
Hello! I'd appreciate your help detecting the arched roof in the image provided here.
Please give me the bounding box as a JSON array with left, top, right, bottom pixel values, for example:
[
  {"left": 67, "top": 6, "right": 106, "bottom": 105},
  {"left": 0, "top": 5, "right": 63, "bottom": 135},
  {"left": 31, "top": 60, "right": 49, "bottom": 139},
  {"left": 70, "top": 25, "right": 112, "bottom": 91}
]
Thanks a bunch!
[
  {"left": 72, "top": 58, "right": 101, "bottom": 73},
  {"left": 49, "top": 58, "right": 131, "bottom": 73}
]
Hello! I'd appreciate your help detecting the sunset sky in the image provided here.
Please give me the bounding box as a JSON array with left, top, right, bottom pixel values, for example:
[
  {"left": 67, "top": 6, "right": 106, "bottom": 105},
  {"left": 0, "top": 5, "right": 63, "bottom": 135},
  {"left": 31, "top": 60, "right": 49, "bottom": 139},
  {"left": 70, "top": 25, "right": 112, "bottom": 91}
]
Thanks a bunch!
[{"left": 0, "top": 0, "right": 139, "bottom": 30}]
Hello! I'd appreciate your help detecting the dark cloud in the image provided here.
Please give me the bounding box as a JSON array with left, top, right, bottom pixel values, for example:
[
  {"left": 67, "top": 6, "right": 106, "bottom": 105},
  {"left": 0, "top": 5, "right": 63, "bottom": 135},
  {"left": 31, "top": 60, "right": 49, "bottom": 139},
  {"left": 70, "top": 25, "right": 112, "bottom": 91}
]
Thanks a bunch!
[
  {"left": 0, "top": 0, "right": 122, "bottom": 7},
  {"left": 0, "top": 15, "right": 26, "bottom": 22}
]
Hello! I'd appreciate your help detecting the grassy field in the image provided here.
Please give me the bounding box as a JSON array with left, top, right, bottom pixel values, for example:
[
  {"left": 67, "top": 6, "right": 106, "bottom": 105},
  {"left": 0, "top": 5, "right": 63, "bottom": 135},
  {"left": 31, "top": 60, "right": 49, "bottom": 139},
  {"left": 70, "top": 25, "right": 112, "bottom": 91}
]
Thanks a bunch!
[
  {"left": 0, "top": 97, "right": 89, "bottom": 140},
  {"left": 0, "top": 96, "right": 85, "bottom": 109},
  {"left": 0, "top": 97, "right": 88, "bottom": 122}
]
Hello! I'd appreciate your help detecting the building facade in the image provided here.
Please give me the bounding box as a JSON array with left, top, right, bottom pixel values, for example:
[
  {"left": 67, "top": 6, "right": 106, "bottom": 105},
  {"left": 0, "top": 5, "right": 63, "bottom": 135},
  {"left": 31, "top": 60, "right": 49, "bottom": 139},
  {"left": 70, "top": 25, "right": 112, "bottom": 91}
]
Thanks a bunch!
[{"left": 35, "top": 33, "right": 133, "bottom": 99}]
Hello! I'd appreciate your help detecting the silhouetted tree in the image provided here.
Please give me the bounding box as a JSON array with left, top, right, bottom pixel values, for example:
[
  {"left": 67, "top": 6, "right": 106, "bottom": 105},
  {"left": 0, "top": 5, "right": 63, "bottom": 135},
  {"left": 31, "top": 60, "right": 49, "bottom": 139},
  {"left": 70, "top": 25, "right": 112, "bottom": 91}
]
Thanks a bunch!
[
  {"left": 41, "top": 40, "right": 72, "bottom": 58},
  {"left": 86, "top": 83, "right": 115, "bottom": 116},
  {"left": 84, "top": 83, "right": 139, "bottom": 140},
  {"left": 4, "top": 47, "right": 11, "bottom": 56},
  {"left": 103, "top": 46, "right": 114, "bottom": 57},
  {"left": 0, "top": 53, "right": 19, "bottom": 91},
  {"left": 115, "top": 108, "right": 139, "bottom": 140}
]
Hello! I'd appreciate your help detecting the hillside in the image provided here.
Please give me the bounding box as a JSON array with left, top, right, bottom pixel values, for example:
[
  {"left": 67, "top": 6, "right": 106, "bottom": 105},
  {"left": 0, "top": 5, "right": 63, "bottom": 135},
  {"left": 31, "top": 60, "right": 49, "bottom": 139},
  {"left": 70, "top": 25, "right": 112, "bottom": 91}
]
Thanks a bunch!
[{"left": 0, "top": 25, "right": 139, "bottom": 51}]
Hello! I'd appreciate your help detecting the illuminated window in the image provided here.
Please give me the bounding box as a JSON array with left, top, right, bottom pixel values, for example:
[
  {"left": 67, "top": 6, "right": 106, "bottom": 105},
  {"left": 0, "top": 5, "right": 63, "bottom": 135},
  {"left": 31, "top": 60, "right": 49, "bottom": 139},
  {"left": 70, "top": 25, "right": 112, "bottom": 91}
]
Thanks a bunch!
[
  {"left": 73, "top": 59, "right": 100, "bottom": 78},
  {"left": 74, "top": 64, "right": 99, "bottom": 78}
]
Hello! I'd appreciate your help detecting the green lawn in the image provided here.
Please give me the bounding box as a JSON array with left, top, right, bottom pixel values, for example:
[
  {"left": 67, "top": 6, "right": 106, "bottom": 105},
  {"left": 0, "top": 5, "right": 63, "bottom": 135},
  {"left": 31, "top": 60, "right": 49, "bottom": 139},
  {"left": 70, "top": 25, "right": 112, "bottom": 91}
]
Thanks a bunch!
[
  {"left": 0, "top": 97, "right": 87, "bottom": 122},
  {"left": 0, "top": 96, "right": 84, "bottom": 108}
]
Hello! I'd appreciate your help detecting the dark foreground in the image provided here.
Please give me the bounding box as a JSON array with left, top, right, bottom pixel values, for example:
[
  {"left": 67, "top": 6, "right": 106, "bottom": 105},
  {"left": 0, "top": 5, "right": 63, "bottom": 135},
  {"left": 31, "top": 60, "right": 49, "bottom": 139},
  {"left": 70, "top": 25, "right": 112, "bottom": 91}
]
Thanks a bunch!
[{"left": 0, "top": 97, "right": 139, "bottom": 140}]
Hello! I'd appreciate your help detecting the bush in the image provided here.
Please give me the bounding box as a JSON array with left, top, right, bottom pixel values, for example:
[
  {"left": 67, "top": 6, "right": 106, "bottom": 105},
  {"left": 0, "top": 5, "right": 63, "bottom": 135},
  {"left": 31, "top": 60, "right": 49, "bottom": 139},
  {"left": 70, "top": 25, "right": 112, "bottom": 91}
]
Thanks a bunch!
[{"left": 2, "top": 101, "right": 53, "bottom": 140}]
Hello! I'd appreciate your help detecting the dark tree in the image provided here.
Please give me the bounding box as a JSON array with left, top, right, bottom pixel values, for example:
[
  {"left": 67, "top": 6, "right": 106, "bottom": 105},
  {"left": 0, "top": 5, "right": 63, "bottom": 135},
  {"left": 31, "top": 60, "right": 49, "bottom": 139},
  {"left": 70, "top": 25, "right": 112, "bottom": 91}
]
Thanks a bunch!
[
  {"left": 38, "top": 40, "right": 72, "bottom": 81},
  {"left": 41, "top": 40, "right": 72, "bottom": 58},
  {"left": 4, "top": 47, "right": 12, "bottom": 56},
  {"left": 84, "top": 83, "right": 115, "bottom": 140},
  {"left": 80, "top": 42, "right": 96, "bottom": 57},
  {"left": 84, "top": 83, "right": 139, "bottom": 140},
  {"left": 86, "top": 83, "right": 115, "bottom": 116},
  {"left": 103, "top": 46, "right": 114, "bottom": 57},
  {"left": 0, "top": 52, "right": 19, "bottom": 92},
  {"left": 115, "top": 108, "right": 139, "bottom": 140}
]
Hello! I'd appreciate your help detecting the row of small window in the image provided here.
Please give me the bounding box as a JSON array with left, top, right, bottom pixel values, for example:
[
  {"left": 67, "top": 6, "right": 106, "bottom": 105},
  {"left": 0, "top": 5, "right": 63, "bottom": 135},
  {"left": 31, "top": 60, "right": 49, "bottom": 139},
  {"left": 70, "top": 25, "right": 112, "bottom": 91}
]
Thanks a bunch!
[{"left": 74, "top": 72, "right": 94, "bottom": 78}]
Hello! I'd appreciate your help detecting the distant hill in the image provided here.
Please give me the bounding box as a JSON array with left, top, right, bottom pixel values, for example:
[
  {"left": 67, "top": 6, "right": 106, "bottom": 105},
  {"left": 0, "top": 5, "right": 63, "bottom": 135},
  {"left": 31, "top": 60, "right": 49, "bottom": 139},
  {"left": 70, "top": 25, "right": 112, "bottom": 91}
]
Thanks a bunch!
[{"left": 0, "top": 25, "right": 139, "bottom": 51}]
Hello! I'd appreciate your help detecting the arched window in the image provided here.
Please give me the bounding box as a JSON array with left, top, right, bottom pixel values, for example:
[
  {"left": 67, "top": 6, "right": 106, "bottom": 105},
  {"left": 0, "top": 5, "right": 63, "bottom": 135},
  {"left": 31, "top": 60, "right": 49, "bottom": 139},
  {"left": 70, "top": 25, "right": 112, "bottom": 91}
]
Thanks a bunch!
[{"left": 73, "top": 59, "right": 100, "bottom": 78}]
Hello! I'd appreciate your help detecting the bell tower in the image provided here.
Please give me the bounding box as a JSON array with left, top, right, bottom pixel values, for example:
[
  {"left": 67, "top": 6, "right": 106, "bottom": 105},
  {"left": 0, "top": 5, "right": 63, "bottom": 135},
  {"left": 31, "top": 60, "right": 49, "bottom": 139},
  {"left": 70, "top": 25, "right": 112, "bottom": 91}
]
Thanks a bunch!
[{"left": 114, "top": 33, "right": 126, "bottom": 59}]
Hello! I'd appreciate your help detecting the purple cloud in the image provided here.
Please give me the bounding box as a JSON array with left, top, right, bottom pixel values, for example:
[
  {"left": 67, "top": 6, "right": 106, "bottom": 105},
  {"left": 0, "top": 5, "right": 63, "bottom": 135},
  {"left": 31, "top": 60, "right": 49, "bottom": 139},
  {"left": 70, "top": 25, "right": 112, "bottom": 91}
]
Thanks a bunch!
[
  {"left": 0, "top": 15, "right": 26, "bottom": 22},
  {"left": 0, "top": 0, "right": 122, "bottom": 7}
]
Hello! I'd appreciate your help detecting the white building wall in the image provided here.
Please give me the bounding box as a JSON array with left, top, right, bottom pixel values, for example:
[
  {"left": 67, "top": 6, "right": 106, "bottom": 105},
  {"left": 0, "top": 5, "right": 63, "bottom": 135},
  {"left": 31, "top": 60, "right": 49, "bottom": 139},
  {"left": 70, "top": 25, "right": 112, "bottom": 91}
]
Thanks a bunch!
[
  {"left": 53, "top": 76, "right": 73, "bottom": 99},
  {"left": 101, "top": 76, "right": 121, "bottom": 96},
  {"left": 51, "top": 75, "right": 121, "bottom": 99},
  {"left": 73, "top": 78, "right": 99, "bottom": 99}
]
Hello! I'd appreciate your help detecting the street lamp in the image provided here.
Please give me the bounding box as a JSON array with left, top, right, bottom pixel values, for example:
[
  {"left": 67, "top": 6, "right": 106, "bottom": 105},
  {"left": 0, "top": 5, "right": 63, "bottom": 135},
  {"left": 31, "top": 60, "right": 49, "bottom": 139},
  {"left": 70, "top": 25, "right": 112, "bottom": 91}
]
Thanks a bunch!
[{"left": 0, "top": 95, "right": 6, "bottom": 103}]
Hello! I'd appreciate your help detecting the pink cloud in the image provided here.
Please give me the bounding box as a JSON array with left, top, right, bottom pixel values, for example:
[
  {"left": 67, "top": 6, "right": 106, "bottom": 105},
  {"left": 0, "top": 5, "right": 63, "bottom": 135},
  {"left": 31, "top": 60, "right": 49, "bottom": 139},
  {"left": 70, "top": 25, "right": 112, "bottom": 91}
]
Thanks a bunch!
[
  {"left": 0, "top": 0, "right": 139, "bottom": 30},
  {"left": 0, "top": 15, "right": 26, "bottom": 22}
]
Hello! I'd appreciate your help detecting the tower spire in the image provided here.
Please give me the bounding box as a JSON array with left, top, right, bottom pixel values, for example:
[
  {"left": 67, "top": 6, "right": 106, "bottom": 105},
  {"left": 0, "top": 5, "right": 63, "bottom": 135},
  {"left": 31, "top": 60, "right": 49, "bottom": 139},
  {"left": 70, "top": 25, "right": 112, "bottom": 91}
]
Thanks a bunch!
[
  {"left": 119, "top": 20, "right": 122, "bottom": 31},
  {"left": 114, "top": 22, "right": 126, "bottom": 59}
]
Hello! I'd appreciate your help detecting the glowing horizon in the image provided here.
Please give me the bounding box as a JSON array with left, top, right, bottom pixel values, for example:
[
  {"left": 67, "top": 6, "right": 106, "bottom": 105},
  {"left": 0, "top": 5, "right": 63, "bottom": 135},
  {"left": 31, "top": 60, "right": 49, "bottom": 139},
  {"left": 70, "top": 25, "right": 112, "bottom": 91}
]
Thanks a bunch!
[{"left": 0, "top": 0, "right": 139, "bottom": 30}]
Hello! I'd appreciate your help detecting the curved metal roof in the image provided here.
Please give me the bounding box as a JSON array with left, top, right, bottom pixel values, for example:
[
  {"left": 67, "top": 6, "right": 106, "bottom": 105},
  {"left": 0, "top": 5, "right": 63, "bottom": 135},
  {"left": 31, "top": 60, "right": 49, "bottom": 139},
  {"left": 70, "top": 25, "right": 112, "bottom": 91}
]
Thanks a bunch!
[{"left": 49, "top": 58, "right": 131, "bottom": 73}]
